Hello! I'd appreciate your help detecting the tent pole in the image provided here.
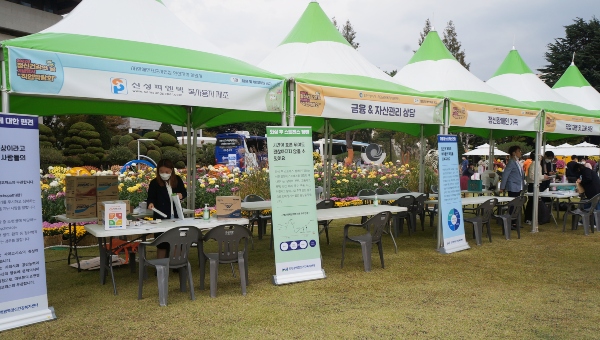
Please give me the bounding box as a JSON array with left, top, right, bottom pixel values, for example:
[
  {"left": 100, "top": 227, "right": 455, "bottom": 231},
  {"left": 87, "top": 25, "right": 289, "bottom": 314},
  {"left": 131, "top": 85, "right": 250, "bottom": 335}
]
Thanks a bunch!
[
  {"left": 327, "top": 121, "right": 333, "bottom": 199},
  {"left": 489, "top": 130, "right": 495, "bottom": 171},
  {"left": 288, "top": 78, "right": 295, "bottom": 127},
  {"left": 186, "top": 108, "right": 194, "bottom": 211},
  {"left": 531, "top": 111, "right": 544, "bottom": 233},
  {"left": 322, "top": 119, "right": 329, "bottom": 199},
  {"left": 191, "top": 127, "right": 198, "bottom": 212},
  {"left": 1, "top": 51, "right": 8, "bottom": 113},
  {"left": 419, "top": 124, "right": 425, "bottom": 193}
]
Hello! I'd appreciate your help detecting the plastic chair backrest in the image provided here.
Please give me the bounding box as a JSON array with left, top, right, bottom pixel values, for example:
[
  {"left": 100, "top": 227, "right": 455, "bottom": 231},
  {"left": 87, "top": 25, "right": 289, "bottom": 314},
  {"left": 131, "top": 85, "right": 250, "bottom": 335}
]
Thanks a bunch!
[
  {"left": 414, "top": 193, "right": 427, "bottom": 210},
  {"left": 364, "top": 212, "right": 390, "bottom": 242},
  {"left": 151, "top": 227, "right": 199, "bottom": 267},
  {"left": 375, "top": 188, "right": 390, "bottom": 195},
  {"left": 479, "top": 198, "right": 498, "bottom": 222},
  {"left": 393, "top": 195, "right": 414, "bottom": 208},
  {"left": 357, "top": 189, "right": 376, "bottom": 196},
  {"left": 395, "top": 187, "right": 410, "bottom": 193},
  {"left": 243, "top": 194, "right": 265, "bottom": 202},
  {"left": 508, "top": 196, "right": 527, "bottom": 218},
  {"left": 316, "top": 200, "right": 335, "bottom": 210},
  {"left": 203, "top": 224, "right": 251, "bottom": 263},
  {"left": 586, "top": 193, "right": 600, "bottom": 214}
]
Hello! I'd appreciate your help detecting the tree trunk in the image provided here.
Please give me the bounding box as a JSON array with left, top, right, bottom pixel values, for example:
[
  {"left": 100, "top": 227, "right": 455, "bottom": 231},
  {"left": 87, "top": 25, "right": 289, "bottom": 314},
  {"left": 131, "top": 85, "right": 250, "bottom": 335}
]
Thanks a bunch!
[{"left": 345, "top": 131, "right": 354, "bottom": 166}]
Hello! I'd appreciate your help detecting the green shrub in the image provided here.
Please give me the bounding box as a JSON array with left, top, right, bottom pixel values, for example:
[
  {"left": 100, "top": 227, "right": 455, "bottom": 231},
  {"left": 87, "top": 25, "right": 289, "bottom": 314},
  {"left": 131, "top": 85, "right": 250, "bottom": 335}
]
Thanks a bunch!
[
  {"left": 39, "top": 123, "right": 53, "bottom": 136},
  {"left": 39, "top": 135, "right": 49, "bottom": 142},
  {"left": 89, "top": 139, "right": 103, "bottom": 147},
  {"left": 67, "top": 129, "right": 80, "bottom": 136},
  {"left": 128, "top": 133, "right": 141, "bottom": 140},
  {"left": 106, "top": 146, "right": 135, "bottom": 166},
  {"left": 147, "top": 150, "right": 161, "bottom": 163},
  {"left": 79, "top": 153, "right": 100, "bottom": 165},
  {"left": 78, "top": 130, "right": 100, "bottom": 139},
  {"left": 64, "top": 156, "right": 83, "bottom": 167},
  {"left": 71, "top": 122, "right": 95, "bottom": 131},
  {"left": 40, "top": 141, "right": 53, "bottom": 148},
  {"left": 153, "top": 140, "right": 162, "bottom": 147},
  {"left": 143, "top": 131, "right": 160, "bottom": 139},
  {"left": 128, "top": 140, "right": 146, "bottom": 155},
  {"left": 68, "top": 144, "right": 84, "bottom": 149},
  {"left": 111, "top": 135, "right": 120, "bottom": 145},
  {"left": 162, "top": 148, "right": 182, "bottom": 163},
  {"left": 157, "top": 133, "right": 177, "bottom": 146},
  {"left": 39, "top": 147, "right": 64, "bottom": 169},
  {"left": 119, "top": 135, "right": 134, "bottom": 146},
  {"left": 70, "top": 136, "right": 89, "bottom": 147},
  {"left": 63, "top": 137, "right": 72, "bottom": 145},
  {"left": 175, "top": 161, "right": 186, "bottom": 169},
  {"left": 86, "top": 146, "right": 105, "bottom": 154},
  {"left": 66, "top": 149, "right": 86, "bottom": 155},
  {"left": 196, "top": 143, "right": 216, "bottom": 166}
]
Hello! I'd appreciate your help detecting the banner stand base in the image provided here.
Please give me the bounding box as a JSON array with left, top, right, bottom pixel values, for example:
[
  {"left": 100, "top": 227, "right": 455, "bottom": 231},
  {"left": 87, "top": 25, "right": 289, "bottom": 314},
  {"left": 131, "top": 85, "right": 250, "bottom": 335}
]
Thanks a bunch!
[
  {"left": 438, "top": 243, "right": 470, "bottom": 255},
  {"left": 272, "top": 270, "right": 326, "bottom": 285},
  {"left": 0, "top": 306, "right": 56, "bottom": 332}
]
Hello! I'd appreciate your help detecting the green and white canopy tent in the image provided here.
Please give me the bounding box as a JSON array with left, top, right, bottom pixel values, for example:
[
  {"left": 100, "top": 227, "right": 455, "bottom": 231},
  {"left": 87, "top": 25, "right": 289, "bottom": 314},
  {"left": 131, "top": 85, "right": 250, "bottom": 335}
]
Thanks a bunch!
[
  {"left": 258, "top": 2, "right": 444, "bottom": 136},
  {"left": 487, "top": 49, "right": 599, "bottom": 140},
  {"left": 552, "top": 62, "right": 600, "bottom": 116},
  {"left": 0, "top": 0, "right": 286, "bottom": 208},
  {"left": 393, "top": 31, "right": 540, "bottom": 139},
  {"left": 258, "top": 1, "right": 445, "bottom": 195},
  {"left": 486, "top": 48, "right": 598, "bottom": 231}
]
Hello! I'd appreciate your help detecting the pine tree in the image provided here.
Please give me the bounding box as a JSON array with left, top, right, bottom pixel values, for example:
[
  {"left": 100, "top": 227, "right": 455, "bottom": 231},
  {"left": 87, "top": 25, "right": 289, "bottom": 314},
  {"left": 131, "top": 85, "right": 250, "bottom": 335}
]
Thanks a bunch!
[
  {"left": 86, "top": 115, "right": 111, "bottom": 150},
  {"left": 538, "top": 17, "right": 600, "bottom": 90},
  {"left": 418, "top": 18, "right": 432, "bottom": 46},
  {"left": 158, "top": 123, "right": 178, "bottom": 143},
  {"left": 341, "top": 19, "right": 360, "bottom": 49},
  {"left": 384, "top": 70, "right": 397, "bottom": 77},
  {"left": 443, "top": 20, "right": 470, "bottom": 70}
]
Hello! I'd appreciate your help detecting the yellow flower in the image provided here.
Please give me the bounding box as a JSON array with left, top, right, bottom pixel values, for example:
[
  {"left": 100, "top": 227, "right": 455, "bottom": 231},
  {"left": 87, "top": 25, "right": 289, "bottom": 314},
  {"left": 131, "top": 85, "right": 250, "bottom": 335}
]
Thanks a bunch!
[
  {"left": 200, "top": 183, "right": 205, "bottom": 188},
  {"left": 336, "top": 180, "right": 341, "bottom": 184}
]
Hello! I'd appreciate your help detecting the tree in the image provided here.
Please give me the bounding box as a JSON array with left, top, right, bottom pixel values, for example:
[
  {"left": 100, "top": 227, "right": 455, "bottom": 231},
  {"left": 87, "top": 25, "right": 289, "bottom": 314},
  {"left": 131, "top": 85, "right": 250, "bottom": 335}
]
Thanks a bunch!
[
  {"left": 443, "top": 20, "right": 470, "bottom": 70},
  {"left": 86, "top": 115, "right": 111, "bottom": 149},
  {"left": 158, "top": 122, "right": 177, "bottom": 141},
  {"left": 538, "top": 17, "right": 600, "bottom": 91},
  {"left": 417, "top": 18, "right": 432, "bottom": 47},
  {"left": 384, "top": 69, "right": 397, "bottom": 77}
]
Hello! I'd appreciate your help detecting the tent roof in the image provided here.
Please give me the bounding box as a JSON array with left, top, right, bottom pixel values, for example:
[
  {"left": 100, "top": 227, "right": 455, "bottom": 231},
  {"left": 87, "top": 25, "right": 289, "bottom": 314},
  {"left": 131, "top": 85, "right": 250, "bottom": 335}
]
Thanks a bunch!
[
  {"left": 258, "top": 2, "right": 441, "bottom": 136},
  {"left": 394, "top": 31, "right": 536, "bottom": 138},
  {"left": 1, "top": 0, "right": 285, "bottom": 128},
  {"left": 487, "top": 49, "right": 598, "bottom": 140},
  {"left": 553, "top": 63, "right": 600, "bottom": 112}
]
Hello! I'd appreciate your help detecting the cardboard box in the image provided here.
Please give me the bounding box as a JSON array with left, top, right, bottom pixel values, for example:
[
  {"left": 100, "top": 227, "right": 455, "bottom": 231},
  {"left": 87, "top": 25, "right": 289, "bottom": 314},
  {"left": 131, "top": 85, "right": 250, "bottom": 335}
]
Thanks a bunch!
[
  {"left": 65, "top": 176, "right": 97, "bottom": 198},
  {"left": 66, "top": 196, "right": 97, "bottom": 219},
  {"left": 98, "top": 200, "right": 129, "bottom": 230},
  {"left": 97, "top": 195, "right": 120, "bottom": 217},
  {"left": 216, "top": 196, "right": 242, "bottom": 219},
  {"left": 98, "top": 199, "right": 130, "bottom": 226},
  {"left": 96, "top": 175, "right": 119, "bottom": 197}
]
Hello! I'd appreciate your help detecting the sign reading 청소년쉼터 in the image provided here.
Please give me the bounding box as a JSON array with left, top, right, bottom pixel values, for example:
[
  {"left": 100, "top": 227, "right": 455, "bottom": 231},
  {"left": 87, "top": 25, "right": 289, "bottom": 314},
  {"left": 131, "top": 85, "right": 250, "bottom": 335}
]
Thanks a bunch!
[
  {"left": 0, "top": 114, "right": 56, "bottom": 331},
  {"left": 437, "top": 135, "right": 470, "bottom": 254},
  {"left": 266, "top": 126, "right": 326, "bottom": 285},
  {"left": 7, "top": 47, "right": 284, "bottom": 112}
]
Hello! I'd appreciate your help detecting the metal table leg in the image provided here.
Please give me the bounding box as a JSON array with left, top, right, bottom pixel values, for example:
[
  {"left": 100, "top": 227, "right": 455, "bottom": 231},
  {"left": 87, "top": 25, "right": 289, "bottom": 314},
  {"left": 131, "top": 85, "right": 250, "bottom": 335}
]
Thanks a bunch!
[{"left": 67, "top": 222, "right": 82, "bottom": 272}]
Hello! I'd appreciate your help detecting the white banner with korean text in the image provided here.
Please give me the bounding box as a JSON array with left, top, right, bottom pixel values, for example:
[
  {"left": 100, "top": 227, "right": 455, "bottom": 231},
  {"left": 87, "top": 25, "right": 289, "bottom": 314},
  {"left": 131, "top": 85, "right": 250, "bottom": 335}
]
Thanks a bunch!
[{"left": 0, "top": 114, "right": 56, "bottom": 331}]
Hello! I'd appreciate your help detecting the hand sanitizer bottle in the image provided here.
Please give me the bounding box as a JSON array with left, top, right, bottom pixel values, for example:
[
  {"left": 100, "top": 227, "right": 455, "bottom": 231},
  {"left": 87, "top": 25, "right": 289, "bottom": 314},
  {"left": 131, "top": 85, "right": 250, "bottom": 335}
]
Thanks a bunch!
[
  {"left": 374, "top": 193, "right": 378, "bottom": 207},
  {"left": 203, "top": 204, "right": 210, "bottom": 220}
]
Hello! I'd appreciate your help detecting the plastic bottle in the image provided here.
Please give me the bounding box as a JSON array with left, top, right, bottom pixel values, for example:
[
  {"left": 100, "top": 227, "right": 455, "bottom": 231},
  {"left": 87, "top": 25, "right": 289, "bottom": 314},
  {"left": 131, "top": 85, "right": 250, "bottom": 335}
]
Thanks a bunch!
[
  {"left": 203, "top": 204, "right": 210, "bottom": 220},
  {"left": 374, "top": 193, "right": 378, "bottom": 207}
]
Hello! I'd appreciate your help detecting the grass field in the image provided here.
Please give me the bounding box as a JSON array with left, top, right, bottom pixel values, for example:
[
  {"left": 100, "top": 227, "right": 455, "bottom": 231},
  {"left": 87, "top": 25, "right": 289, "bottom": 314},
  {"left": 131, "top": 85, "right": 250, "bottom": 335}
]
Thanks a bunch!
[{"left": 4, "top": 214, "right": 600, "bottom": 339}]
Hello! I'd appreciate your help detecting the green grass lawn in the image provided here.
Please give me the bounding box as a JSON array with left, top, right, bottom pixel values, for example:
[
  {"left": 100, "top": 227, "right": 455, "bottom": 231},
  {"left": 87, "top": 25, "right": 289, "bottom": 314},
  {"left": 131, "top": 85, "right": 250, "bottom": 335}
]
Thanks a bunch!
[{"left": 4, "top": 214, "right": 600, "bottom": 339}]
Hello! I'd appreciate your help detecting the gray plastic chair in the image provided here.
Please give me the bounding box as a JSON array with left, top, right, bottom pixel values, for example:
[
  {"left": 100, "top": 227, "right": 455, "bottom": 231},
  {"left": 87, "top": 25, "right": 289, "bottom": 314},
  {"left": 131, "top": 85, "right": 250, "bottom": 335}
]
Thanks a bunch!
[
  {"left": 243, "top": 194, "right": 271, "bottom": 240},
  {"left": 357, "top": 189, "right": 376, "bottom": 223},
  {"left": 410, "top": 194, "right": 428, "bottom": 231},
  {"left": 464, "top": 198, "right": 497, "bottom": 245},
  {"left": 494, "top": 196, "right": 527, "bottom": 240},
  {"left": 317, "top": 200, "right": 335, "bottom": 245},
  {"left": 341, "top": 212, "right": 390, "bottom": 272},
  {"left": 199, "top": 224, "right": 251, "bottom": 298},
  {"left": 137, "top": 226, "right": 199, "bottom": 306},
  {"left": 375, "top": 188, "right": 391, "bottom": 195},
  {"left": 562, "top": 193, "right": 600, "bottom": 236},
  {"left": 395, "top": 187, "right": 410, "bottom": 193},
  {"left": 390, "top": 195, "right": 415, "bottom": 238}
]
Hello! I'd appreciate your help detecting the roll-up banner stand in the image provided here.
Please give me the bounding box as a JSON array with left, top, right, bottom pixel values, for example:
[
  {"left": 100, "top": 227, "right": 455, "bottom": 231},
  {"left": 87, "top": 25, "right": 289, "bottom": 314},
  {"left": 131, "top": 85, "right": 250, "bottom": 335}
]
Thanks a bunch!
[
  {"left": 0, "top": 113, "right": 56, "bottom": 332},
  {"left": 267, "top": 126, "right": 326, "bottom": 285}
]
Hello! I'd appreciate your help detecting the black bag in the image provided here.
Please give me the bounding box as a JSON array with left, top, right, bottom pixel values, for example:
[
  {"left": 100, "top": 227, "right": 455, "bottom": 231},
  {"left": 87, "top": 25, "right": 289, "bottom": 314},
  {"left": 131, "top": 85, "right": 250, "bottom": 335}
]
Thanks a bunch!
[
  {"left": 538, "top": 200, "right": 551, "bottom": 225},
  {"left": 558, "top": 202, "right": 569, "bottom": 211}
]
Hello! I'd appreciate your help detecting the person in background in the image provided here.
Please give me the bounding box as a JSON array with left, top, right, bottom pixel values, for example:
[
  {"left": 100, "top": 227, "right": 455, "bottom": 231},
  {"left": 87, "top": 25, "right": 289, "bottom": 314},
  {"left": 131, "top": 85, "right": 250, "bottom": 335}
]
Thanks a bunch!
[
  {"left": 540, "top": 151, "right": 556, "bottom": 192},
  {"left": 460, "top": 163, "right": 475, "bottom": 190},
  {"left": 524, "top": 152, "right": 549, "bottom": 225},
  {"left": 566, "top": 155, "right": 579, "bottom": 183},
  {"left": 461, "top": 156, "right": 469, "bottom": 174},
  {"left": 500, "top": 145, "right": 525, "bottom": 198},
  {"left": 146, "top": 159, "right": 187, "bottom": 258},
  {"left": 574, "top": 163, "right": 600, "bottom": 211},
  {"left": 585, "top": 156, "right": 596, "bottom": 169}
]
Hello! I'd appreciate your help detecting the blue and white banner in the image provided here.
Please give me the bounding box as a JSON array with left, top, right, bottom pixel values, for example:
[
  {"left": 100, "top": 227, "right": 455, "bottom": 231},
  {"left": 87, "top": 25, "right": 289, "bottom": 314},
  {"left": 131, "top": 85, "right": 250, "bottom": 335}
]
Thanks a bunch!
[
  {"left": 0, "top": 114, "right": 56, "bottom": 331},
  {"left": 267, "top": 127, "right": 326, "bottom": 285},
  {"left": 8, "top": 47, "right": 284, "bottom": 112},
  {"left": 437, "top": 135, "right": 469, "bottom": 254}
]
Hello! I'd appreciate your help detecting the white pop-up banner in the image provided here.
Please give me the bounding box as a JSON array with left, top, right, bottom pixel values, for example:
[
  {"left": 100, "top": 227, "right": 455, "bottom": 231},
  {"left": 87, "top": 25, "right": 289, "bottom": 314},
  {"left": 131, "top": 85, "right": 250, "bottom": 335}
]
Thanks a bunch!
[{"left": 0, "top": 113, "right": 56, "bottom": 332}]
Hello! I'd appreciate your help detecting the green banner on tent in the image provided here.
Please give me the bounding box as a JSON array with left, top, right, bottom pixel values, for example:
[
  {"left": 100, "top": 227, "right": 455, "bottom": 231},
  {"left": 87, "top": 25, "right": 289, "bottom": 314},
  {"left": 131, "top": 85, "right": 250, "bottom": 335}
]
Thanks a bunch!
[{"left": 267, "top": 126, "right": 326, "bottom": 285}]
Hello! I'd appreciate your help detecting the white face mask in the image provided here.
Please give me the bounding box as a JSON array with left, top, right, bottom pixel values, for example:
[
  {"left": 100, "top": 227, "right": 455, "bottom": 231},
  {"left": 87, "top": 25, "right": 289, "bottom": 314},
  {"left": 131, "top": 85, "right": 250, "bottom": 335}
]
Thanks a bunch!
[
  {"left": 160, "top": 173, "right": 171, "bottom": 181},
  {"left": 545, "top": 159, "right": 551, "bottom": 163}
]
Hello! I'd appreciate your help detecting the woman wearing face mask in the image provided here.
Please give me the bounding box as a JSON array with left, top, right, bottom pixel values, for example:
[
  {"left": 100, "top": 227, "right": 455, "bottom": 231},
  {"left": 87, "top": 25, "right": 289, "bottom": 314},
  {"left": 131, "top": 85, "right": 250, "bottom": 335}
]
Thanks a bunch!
[{"left": 146, "top": 159, "right": 187, "bottom": 258}]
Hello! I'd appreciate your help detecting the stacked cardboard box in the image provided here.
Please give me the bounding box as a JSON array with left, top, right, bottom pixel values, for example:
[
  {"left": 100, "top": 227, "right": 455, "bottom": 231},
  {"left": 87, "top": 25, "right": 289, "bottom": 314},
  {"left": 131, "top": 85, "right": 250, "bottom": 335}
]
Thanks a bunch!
[{"left": 65, "top": 175, "right": 121, "bottom": 219}]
